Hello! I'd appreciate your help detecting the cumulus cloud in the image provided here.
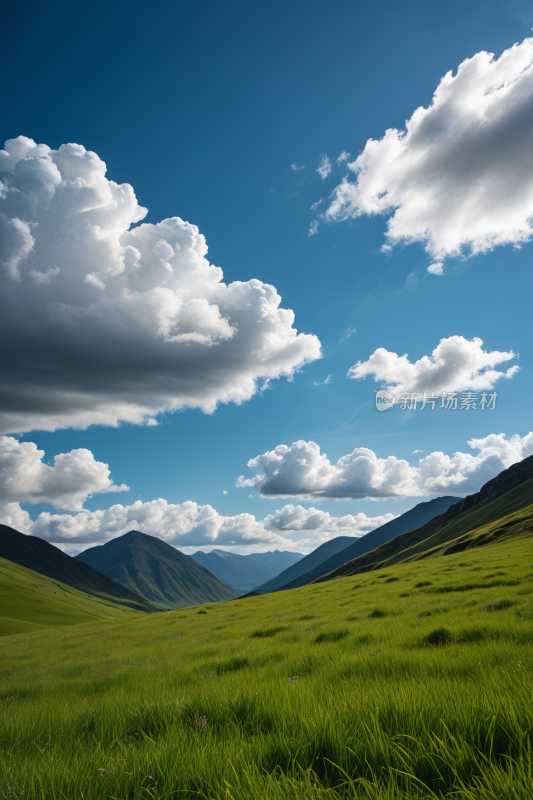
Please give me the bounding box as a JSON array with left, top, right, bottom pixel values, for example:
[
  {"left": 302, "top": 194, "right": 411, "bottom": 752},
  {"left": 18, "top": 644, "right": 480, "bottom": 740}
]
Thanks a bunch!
[
  {"left": 0, "top": 137, "right": 321, "bottom": 434},
  {"left": 325, "top": 39, "right": 533, "bottom": 270},
  {"left": 0, "top": 436, "right": 128, "bottom": 510},
  {"left": 310, "top": 198, "right": 324, "bottom": 211},
  {"left": 336, "top": 151, "right": 350, "bottom": 164},
  {"left": 291, "top": 162, "right": 305, "bottom": 171},
  {"left": 348, "top": 336, "right": 518, "bottom": 397},
  {"left": 308, "top": 220, "right": 319, "bottom": 236},
  {"left": 317, "top": 154, "right": 332, "bottom": 180},
  {"left": 0, "top": 496, "right": 395, "bottom": 551},
  {"left": 237, "top": 432, "right": 533, "bottom": 500}
]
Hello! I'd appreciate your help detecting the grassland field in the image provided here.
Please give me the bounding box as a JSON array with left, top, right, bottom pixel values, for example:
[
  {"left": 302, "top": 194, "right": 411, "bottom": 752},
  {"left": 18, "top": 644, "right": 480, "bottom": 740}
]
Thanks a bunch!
[{"left": 1, "top": 533, "right": 532, "bottom": 800}]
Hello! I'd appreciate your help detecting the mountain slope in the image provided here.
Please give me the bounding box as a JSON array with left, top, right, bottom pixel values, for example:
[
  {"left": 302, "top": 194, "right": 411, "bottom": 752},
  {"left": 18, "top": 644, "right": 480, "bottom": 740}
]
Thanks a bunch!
[
  {"left": 190, "top": 549, "right": 304, "bottom": 592},
  {"left": 0, "top": 524, "right": 157, "bottom": 613},
  {"left": 257, "top": 496, "right": 461, "bottom": 594},
  {"left": 0, "top": 556, "right": 144, "bottom": 636},
  {"left": 316, "top": 467, "right": 533, "bottom": 583},
  {"left": 76, "top": 531, "right": 239, "bottom": 607},
  {"left": 253, "top": 537, "right": 360, "bottom": 594}
]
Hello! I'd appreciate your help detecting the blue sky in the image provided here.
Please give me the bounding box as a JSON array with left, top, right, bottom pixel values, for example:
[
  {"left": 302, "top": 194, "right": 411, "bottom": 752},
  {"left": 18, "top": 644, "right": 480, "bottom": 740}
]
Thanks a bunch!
[{"left": 1, "top": 0, "right": 532, "bottom": 553}]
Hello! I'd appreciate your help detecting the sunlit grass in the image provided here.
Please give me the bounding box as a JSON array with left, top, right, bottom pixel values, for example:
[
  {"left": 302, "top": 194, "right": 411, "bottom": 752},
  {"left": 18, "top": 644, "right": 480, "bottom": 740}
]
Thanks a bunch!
[{"left": 0, "top": 534, "right": 532, "bottom": 799}]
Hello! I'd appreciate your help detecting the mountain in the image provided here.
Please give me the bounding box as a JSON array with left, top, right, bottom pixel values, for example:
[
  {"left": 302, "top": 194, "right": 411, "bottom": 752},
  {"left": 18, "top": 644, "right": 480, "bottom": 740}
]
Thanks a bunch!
[
  {"left": 190, "top": 549, "right": 304, "bottom": 592},
  {"left": 0, "top": 556, "right": 146, "bottom": 636},
  {"left": 316, "top": 457, "right": 533, "bottom": 583},
  {"left": 0, "top": 524, "right": 157, "bottom": 613},
  {"left": 267, "top": 495, "right": 461, "bottom": 593},
  {"left": 253, "top": 536, "right": 360, "bottom": 595},
  {"left": 76, "top": 530, "right": 239, "bottom": 607}
]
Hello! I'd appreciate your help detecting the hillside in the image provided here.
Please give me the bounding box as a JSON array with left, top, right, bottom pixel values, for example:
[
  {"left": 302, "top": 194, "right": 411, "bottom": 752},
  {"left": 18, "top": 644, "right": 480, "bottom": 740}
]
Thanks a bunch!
[
  {"left": 190, "top": 548, "right": 303, "bottom": 592},
  {"left": 254, "top": 536, "right": 359, "bottom": 594},
  {"left": 256, "top": 496, "right": 460, "bottom": 594},
  {"left": 0, "top": 556, "right": 144, "bottom": 636},
  {"left": 76, "top": 530, "right": 239, "bottom": 607},
  {"left": 0, "top": 524, "right": 157, "bottom": 613},
  {"left": 1, "top": 532, "right": 532, "bottom": 799},
  {"left": 317, "top": 471, "right": 533, "bottom": 583}
]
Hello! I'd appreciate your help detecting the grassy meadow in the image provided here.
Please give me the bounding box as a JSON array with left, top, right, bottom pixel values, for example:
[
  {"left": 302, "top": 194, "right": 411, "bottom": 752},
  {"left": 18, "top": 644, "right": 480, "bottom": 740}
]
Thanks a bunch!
[
  {"left": 0, "top": 557, "right": 145, "bottom": 637},
  {"left": 1, "top": 533, "right": 532, "bottom": 800}
]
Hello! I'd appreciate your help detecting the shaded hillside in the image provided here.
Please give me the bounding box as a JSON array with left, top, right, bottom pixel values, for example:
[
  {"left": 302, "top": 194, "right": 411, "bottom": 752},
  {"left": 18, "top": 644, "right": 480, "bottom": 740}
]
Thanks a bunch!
[
  {"left": 0, "top": 525, "right": 156, "bottom": 613},
  {"left": 440, "top": 453, "right": 533, "bottom": 524},
  {"left": 76, "top": 531, "right": 239, "bottom": 607},
  {"left": 253, "top": 537, "right": 359, "bottom": 594},
  {"left": 258, "top": 496, "right": 460, "bottom": 594},
  {"left": 0, "top": 556, "right": 144, "bottom": 636},
  {"left": 190, "top": 549, "right": 303, "bottom": 592},
  {"left": 317, "top": 473, "right": 533, "bottom": 583}
]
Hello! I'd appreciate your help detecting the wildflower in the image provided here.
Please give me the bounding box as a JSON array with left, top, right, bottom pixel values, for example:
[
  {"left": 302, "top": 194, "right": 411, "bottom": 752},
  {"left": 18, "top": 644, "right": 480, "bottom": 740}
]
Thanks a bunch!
[
  {"left": 196, "top": 715, "right": 208, "bottom": 728},
  {"left": 287, "top": 676, "right": 299, "bottom": 683}
]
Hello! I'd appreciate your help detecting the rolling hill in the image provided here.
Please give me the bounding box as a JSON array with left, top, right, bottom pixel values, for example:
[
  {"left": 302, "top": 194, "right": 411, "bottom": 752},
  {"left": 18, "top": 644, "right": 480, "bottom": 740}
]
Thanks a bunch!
[
  {"left": 76, "top": 530, "right": 239, "bottom": 607},
  {"left": 0, "top": 556, "right": 145, "bottom": 636},
  {"left": 255, "top": 496, "right": 461, "bottom": 594},
  {"left": 316, "top": 459, "right": 533, "bottom": 583},
  {"left": 0, "top": 524, "right": 157, "bottom": 613},
  {"left": 190, "top": 548, "right": 303, "bottom": 592}
]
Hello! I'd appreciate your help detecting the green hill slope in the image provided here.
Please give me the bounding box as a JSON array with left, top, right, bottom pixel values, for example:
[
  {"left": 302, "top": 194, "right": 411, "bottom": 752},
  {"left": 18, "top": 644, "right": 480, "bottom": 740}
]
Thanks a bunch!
[
  {"left": 76, "top": 530, "right": 239, "bottom": 607},
  {"left": 0, "top": 556, "right": 144, "bottom": 636},
  {"left": 266, "top": 495, "right": 461, "bottom": 594},
  {"left": 0, "top": 525, "right": 157, "bottom": 612},
  {"left": 1, "top": 533, "right": 532, "bottom": 799},
  {"left": 316, "top": 473, "right": 533, "bottom": 583}
]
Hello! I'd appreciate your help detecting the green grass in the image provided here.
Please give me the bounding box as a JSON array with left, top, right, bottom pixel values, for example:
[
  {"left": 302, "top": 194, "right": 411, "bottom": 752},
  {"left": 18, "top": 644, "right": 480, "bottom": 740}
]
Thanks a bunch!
[
  {"left": 0, "top": 557, "right": 144, "bottom": 635},
  {"left": 0, "top": 534, "right": 532, "bottom": 799}
]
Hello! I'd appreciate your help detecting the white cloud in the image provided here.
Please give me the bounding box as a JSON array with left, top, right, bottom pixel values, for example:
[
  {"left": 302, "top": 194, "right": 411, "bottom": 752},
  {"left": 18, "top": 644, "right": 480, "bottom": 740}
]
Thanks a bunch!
[
  {"left": 0, "top": 495, "right": 395, "bottom": 552},
  {"left": 237, "top": 432, "right": 533, "bottom": 500},
  {"left": 317, "top": 154, "right": 332, "bottom": 180},
  {"left": 0, "top": 436, "right": 128, "bottom": 511},
  {"left": 291, "top": 162, "right": 305, "bottom": 171},
  {"left": 222, "top": 490, "right": 227, "bottom": 495},
  {"left": 411, "top": 449, "right": 424, "bottom": 455},
  {"left": 313, "top": 375, "right": 331, "bottom": 386},
  {"left": 0, "top": 137, "right": 321, "bottom": 434},
  {"left": 336, "top": 151, "right": 351, "bottom": 163},
  {"left": 311, "top": 198, "right": 324, "bottom": 211},
  {"left": 308, "top": 220, "right": 319, "bottom": 236},
  {"left": 325, "top": 39, "right": 533, "bottom": 269},
  {"left": 348, "top": 336, "right": 518, "bottom": 397},
  {"left": 427, "top": 262, "right": 444, "bottom": 276}
]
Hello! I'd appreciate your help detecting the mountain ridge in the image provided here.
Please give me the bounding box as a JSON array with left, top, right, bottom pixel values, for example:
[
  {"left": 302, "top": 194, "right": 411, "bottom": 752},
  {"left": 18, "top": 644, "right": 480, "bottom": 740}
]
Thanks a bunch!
[
  {"left": 255, "top": 496, "right": 461, "bottom": 594},
  {"left": 76, "top": 530, "right": 239, "bottom": 607},
  {"left": 0, "top": 524, "right": 157, "bottom": 613}
]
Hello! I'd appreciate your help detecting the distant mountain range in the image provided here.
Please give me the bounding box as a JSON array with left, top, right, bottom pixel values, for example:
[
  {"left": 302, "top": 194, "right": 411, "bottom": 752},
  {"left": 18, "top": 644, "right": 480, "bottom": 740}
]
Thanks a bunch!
[
  {"left": 2, "top": 455, "right": 531, "bottom": 637},
  {"left": 190, "top": 548, "right": 303, "bottom": 592},
  {"left": 0, "top": 524, "right": 157, "bottom": 613},
  {"left": 253, "top": 496, "right": 461, "bottom": 595},
  {"left": 76, "top": 531, "right": 239, "bottom": 607}
]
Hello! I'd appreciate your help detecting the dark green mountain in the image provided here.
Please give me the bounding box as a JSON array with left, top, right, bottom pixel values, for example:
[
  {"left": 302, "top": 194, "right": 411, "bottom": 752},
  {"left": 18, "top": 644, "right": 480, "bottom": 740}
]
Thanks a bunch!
[
  {"left": 0, "top": 524, "right": 157, "bottom": 612},
  {"left": 76, "top": 531, "right": 239, "bottom": 607},
  {"left": 255, "top": 496, "right": 461, "bottom": 595},
  {"left": 316, "top": 456, "right": 533, "bottom": 583},
  {"left": 190, "top": 549, "right": 303, "bottom": 592}
]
